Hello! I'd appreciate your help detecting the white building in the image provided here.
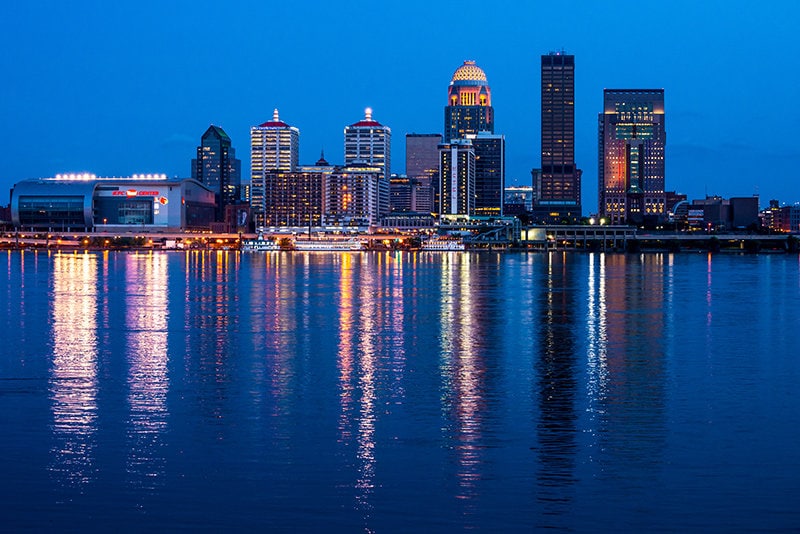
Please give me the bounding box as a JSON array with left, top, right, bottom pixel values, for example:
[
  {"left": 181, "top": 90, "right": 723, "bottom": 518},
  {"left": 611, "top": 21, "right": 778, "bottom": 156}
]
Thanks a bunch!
[
  {"left": 251, "top": 109, "right": 299, "bottom": 174},
  {"left": 438, "top": 139, "right": 475, "bottom": 216},
  {"left": 344, "top": 108, "right": 391, "bottom": 218}
]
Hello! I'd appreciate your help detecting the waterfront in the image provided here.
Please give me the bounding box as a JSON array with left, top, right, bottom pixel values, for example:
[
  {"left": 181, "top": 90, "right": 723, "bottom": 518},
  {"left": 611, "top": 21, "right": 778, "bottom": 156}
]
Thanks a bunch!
[{"left": 2, "top": 250, "right": 799, "bottom": 531}]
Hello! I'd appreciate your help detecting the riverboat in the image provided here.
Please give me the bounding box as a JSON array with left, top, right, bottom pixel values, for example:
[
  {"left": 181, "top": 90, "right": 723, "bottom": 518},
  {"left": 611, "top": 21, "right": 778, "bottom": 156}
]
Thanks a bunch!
[
  {"left": 421, "top": 237, "right": 467, "bottom": 251},
  {"left": 241, "top": 235, "right": 281, "bottom": 252},
  {"left": 292, "top": 238, "right": 364, "bottom": 251}
]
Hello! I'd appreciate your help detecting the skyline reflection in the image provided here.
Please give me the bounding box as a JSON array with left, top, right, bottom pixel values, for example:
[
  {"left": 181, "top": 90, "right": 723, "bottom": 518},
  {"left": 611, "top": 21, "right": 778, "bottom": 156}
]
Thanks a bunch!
[
  {"left": 437, "top": 253, "right": 488, "bottom": 507},
  {"left": 586, "top": 253, "right": 668, "bottom": 491},
  {"left": 534, "top": 252, "right": 579, "bottom": 524}
]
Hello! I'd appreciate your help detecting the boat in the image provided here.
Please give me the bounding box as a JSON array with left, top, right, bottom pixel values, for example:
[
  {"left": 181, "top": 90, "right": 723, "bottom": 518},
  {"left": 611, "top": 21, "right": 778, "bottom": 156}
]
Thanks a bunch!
[
  {"left": 292, "top": 238, "right": 364, "bottom": 251},
  {"left": 241, "top": 234, "right": 281, "bottom": 252},
  {"left": 421, "top": 237, "right": 467, "bottom": 251}
]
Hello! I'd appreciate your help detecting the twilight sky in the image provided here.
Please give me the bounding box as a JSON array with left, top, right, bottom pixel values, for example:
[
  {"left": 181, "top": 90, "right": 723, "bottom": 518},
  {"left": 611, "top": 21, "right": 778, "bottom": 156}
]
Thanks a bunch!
[{"left": 2, "top": 0, "right": 798, "bottom": 212}]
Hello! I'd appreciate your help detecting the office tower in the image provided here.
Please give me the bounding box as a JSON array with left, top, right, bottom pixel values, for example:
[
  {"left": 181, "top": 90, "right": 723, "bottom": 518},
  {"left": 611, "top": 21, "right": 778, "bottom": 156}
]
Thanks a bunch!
[
  {"left": 191, "top": 125, "right": 242, "bottom": 221},
  {"left": 406, "top": 134, "right": 442, "bottom": 187},
  {"left": 444, "top": 60, "right": 494, "bottom": 141},
  {"left": 389, "top": 174, "right": 432, "bottom": 213},
  {"left": 251, "top": 109, "right": 299, "bottom": 174},
  {"left": 405, "top": 133, "right": 441, "bottom": 213},
  {"left": 599, "top": 89, "right": 666, "bottom": 225},
  {"left": 251, "top": 171, "right": 324, "bottom": 229},
  {"left": 467, "top": 132, "right": 505, "bottom": 216},
  {"left": 344, "top": 108, "right": 391, "bottom": 217},
  {"left": 537, "top": 52, "right": 581, "bottom": 222},
  {"left": 438, "top": 139, "right": 475, "bottom": 216},
  {"left": 344, "top": 108, "right": 391, "bottom": 181}
]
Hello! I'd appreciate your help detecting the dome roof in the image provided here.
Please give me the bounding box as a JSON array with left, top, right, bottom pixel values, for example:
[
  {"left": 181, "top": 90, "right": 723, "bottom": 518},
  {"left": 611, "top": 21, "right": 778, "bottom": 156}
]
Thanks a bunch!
[{"left": 450, "top": 60, "right": 488, "bottom": 85}]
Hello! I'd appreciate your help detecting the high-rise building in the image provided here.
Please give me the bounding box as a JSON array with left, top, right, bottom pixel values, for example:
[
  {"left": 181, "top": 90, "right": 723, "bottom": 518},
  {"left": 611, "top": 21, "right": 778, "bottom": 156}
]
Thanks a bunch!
[
  {"left": 599, "top": 89, "right": 666, "bottom": 225},
  {"left": 537, "top": 52, "right": 581, "bottom": 222},
  {"left": 325, "top": 164, "right": 383, "bottom": 227},
  {"left": 444, "top": 60, "right": 493, "bottom": 141},
  {"left": 251, "top": 109, "right": 299, "bottom": 174},
  {"left": 251, "top": 171, "right": 324, "bottom": 229},
  {"left": 390, "top": 174, "right": 432, "bottom": 213},
  {"left": 467, "top": 132, "right": 505, "bottom": 216},
  {"left": 438, "top": 139, "right": 475, "bottom": 216},
  {"left": 344, "top": 108, "right": 391, "bottom": 218},
  {"left": 405, "top": 133, "right": 441, "bottom": 214},
  {"left": 406, "top": 133, "right": 442, "bottom": 187},
  {"left": 191, "top": 125, "right": 242, "bottom": 221}
]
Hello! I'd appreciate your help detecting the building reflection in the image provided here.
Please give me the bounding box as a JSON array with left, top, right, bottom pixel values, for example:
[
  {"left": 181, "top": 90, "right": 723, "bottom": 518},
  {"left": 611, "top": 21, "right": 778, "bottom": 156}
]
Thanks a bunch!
[
  {"left": 436, "top": 253, "right": 496, "bottom": 513},
  {"left": 48, "top": 252, "right": 99, "bottom": 488},
  {"left": 334, "top": 252, "right": 411, "bottom": 528},
  {"left": 124, "top": 252, "right": 169, "bottom": 488},
  {"left": 534, "top": 251, "right": 579, "bottom": 522},
  {"left": 180, "top": 251, "right": 247, "bottom": 438},
  {"left": 586, "top": 253, "right": 668, "bottom": 487},
  {"left": 337, "top": 253, "right": 377, "bottom": 522}
]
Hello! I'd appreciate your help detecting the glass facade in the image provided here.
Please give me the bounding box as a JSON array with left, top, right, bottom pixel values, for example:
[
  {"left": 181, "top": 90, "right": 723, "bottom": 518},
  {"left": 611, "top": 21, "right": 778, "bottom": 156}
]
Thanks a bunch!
[
  {"left": 95, "top": 197, "right": 154, "bottom": 225},
  {"left": 17, "top": 195, "right": 85, "bottom": 229},
  {"left": 470, "top": 133, "right": 505, "bottom": 216},
  {"left": 192, "top": 125, "right": 242, "bottom": 222}
]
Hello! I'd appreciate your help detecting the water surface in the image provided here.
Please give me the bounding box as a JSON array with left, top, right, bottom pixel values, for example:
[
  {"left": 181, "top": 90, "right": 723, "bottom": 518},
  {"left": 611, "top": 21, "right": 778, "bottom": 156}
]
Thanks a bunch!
[{"left": 2, "top": 250, "right": 799, "bottom": 531}]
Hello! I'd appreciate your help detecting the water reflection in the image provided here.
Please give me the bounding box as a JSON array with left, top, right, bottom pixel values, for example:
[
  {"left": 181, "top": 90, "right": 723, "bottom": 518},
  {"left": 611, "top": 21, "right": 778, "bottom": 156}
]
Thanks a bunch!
[
  {"left": 337, "top": 254, "right": 378, "bottom": 523},
  {"left": 586, "top": 253, "right": 610, "bottom": 421},
  {"left": 587, "top": 254, "right": 668, "bottom": 491},
  {"left": 125, "top": 253, "right": 169, "bottom": 488},
  {"left": 534, "top": 252, "right": 579, "bottom": 523},
  {"left": 437, "top": 253, "right": 488, "bottom": 507},
  {"left": 48, "top": 252, "right": 99, "bottom": 488}
]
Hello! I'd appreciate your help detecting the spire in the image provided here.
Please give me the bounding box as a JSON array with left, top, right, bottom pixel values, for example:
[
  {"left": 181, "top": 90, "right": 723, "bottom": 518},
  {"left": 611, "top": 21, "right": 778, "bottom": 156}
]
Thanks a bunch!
[
  {"left": 365, "top": 107, "right": 373, "bottom": 121},
  {"left": 316, "top": 148, "right": 329, "bottom": 166},
  {"left": 273, "top": 108, "right": 280, "bottom": 121}
]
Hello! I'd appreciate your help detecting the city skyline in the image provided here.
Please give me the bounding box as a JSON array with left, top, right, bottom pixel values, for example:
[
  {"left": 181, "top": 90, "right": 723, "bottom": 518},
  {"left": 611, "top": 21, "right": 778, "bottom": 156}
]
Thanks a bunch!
[{"left": 2, "top": 1, "right": 799, "bottom": 213}]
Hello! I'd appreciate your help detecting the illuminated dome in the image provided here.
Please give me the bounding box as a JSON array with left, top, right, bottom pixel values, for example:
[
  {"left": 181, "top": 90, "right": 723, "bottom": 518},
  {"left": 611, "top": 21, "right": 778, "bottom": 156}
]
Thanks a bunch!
[
  {"left": 450, "top": 60, "right": 488, "bottom": 85},
  {"left": 446, "top": 60, "right": 492, "bottom": 108}
]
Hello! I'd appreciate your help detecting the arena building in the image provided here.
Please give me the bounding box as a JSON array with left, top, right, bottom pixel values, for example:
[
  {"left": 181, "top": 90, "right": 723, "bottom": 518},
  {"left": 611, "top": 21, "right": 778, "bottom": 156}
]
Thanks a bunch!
[{"left": 10, "top": 173, "right": 216, "bottom": 232}]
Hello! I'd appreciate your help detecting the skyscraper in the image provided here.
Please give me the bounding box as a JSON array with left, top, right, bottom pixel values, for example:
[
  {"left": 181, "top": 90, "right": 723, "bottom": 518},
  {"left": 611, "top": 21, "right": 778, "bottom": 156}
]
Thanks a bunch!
[
  {"left": 191, "top": 125, "right": 241, "bottom": 221},
  {"left": 537, "top": 52, "right": 581, "bottom": 222},
  {"left": 468, "top": 132, "right": 505, "bottom": 216},
  {"left": 406, "top": 133, "right": 441, "bottom": 187},
  {"left": 438, "top": 139, "right": 475, "bottom": 216},
  {"left": 444, "top": 60, "right": 493, "bottom": 141},
  {"left": 599, "top": 89, "right": 666, "bottom": 225},
  {"left": 344, "top": 108, "right": 391, "bottom": 217},
  {"left": 251, "top": 109, "right": 299, "bottom": 174},
  {"left": 405, "top": 133, "right": 441, "bottom": 213}
]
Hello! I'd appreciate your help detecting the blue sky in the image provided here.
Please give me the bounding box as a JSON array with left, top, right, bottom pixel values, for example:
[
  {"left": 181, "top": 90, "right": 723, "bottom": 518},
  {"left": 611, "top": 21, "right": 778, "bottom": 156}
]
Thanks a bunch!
[{"left": 2, "top": 0, "right": 798, "bottom": 212}]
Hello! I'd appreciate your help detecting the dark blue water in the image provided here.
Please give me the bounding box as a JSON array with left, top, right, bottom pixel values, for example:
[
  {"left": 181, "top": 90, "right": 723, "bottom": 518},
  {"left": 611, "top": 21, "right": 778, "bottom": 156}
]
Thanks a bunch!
[{"left": 2, "top": 250, "right": 799, "bottom": 531}]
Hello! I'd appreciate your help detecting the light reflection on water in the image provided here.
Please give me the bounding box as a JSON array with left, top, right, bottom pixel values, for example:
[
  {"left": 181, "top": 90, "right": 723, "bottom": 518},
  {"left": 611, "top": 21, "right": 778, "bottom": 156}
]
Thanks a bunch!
[
  {"left": 2, "top": 250, "right": 799, "bottom": 530},
  {"left": 124, "top": 252, "right": 169, "bottom": 489},
  {"left": 49, "top": 252, "right": 99, "bottom": 488}
]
